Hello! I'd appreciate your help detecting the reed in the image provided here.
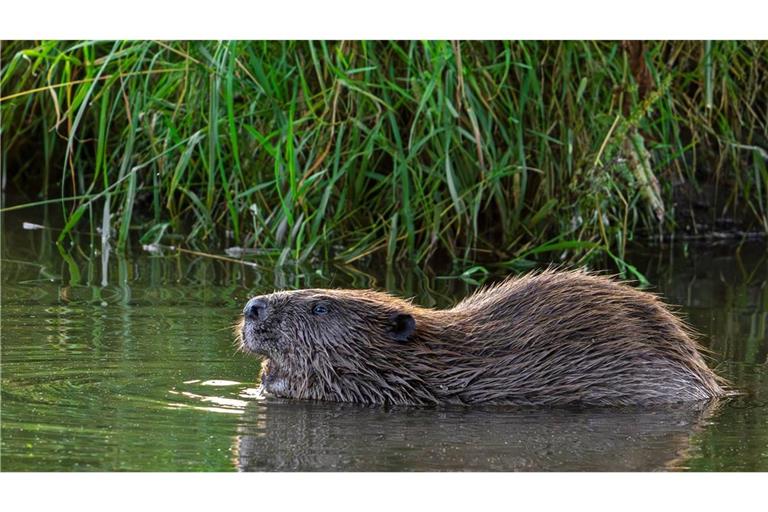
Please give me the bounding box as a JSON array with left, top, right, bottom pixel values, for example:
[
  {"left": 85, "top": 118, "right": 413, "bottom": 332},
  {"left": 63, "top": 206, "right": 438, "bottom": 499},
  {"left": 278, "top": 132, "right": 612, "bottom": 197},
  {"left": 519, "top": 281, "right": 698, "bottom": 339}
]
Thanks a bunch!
[{"left": 2, "top": 41, "right": 766, "bottom": 272}]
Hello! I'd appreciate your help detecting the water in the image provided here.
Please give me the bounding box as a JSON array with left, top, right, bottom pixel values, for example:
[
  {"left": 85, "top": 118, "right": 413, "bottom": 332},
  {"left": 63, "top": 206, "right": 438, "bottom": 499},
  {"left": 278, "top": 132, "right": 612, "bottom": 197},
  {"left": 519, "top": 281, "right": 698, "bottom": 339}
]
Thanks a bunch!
[{"left": 1, "top": 211, "right": 766, "bottom": 471}]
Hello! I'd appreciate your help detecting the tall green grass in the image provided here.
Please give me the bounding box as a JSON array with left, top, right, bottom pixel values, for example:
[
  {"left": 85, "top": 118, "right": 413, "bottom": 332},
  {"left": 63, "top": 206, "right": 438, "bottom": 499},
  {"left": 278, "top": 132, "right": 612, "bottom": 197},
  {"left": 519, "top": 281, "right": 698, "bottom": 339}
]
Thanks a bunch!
[{"left": 2, "top": 41, "right": 766, "bottom": 270}]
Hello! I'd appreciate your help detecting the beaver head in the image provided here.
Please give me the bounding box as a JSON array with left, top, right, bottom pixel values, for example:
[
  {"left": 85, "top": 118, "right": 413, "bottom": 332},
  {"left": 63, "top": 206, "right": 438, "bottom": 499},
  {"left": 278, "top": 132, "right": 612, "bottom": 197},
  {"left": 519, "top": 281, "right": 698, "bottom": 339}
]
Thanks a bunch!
[{"left": 237, "top": 289, "right": 446, "bottom": 404}]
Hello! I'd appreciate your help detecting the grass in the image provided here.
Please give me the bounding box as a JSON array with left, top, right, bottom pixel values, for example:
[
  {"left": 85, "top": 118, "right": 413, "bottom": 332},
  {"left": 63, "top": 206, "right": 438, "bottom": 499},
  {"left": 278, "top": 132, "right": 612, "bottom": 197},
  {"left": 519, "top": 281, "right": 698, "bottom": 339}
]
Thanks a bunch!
[{"left": 2, "top": 41, "right": 767, "bottom": 274}]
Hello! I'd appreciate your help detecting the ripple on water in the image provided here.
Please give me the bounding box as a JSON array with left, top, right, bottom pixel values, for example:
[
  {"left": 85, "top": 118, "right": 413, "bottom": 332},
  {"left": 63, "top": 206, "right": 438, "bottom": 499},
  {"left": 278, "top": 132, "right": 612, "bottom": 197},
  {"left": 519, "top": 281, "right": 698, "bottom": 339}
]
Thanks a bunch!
[{"left": 165, "top": 379, "right": 252, "bottom": 415}]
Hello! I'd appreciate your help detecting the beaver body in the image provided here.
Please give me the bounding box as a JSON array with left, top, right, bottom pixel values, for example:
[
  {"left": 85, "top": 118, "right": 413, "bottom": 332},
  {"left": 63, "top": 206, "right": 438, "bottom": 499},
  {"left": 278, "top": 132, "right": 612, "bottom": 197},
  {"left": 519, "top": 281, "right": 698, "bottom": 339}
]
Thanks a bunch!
[{"left": 238, "top": 270, "right": 727, "bottom": 406}]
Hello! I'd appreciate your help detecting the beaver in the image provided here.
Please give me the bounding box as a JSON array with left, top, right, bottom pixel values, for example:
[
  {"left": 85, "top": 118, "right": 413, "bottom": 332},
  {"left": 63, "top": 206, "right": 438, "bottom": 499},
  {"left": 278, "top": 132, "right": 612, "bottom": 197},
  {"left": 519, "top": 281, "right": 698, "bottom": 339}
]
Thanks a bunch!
[{"left": 237, "top": 269, "right": 729, "bottom": 406}]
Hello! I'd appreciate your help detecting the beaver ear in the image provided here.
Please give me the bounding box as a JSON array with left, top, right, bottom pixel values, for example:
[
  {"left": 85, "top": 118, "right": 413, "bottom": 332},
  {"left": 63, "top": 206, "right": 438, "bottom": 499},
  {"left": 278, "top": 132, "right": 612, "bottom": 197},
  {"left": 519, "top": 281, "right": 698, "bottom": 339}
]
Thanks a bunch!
[{"left": 389, "top": 313, "right": 415, "bottom": 342}]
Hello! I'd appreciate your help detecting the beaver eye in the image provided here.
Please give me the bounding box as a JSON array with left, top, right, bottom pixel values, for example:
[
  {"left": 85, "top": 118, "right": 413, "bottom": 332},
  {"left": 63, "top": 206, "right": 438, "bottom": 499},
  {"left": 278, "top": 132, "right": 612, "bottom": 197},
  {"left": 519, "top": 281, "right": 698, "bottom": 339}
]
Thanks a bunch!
[{"left": 312, "top": 304, "right": 329, "bottom": 316}]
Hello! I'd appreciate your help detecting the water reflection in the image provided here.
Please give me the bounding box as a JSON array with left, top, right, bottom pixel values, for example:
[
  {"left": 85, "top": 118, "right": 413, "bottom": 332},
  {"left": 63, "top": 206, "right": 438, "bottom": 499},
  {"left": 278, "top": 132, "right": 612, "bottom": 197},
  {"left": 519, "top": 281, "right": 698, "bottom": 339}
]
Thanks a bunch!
[
  {"left": 631, "top": 241, "right": 767, "bottom": 367},
  {"left": 233, "top": 399, "right": 722, "bottom": 471}
]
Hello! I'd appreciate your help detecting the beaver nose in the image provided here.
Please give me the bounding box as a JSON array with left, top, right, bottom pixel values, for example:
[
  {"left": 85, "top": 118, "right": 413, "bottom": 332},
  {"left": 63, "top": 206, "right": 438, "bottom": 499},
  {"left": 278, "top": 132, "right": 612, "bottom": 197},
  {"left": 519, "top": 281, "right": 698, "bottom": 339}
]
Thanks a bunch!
[{"left": 244, "top": 297, "right": 268, "bottom": 321}]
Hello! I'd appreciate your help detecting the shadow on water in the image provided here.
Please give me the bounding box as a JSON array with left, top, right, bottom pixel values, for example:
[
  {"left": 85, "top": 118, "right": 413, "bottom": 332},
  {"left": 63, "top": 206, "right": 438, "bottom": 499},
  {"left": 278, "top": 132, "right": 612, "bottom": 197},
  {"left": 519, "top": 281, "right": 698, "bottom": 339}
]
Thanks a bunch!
[{"left": 234, "top": 399, "right": 724, "bottom": 472}]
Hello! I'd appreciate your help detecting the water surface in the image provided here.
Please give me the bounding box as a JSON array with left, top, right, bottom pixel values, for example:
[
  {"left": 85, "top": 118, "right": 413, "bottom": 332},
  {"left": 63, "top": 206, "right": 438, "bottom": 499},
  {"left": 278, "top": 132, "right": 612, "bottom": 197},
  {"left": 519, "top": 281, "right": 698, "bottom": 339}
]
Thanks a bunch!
[{"left": 1, "top": 211, "right": 766, "bottom": 471}]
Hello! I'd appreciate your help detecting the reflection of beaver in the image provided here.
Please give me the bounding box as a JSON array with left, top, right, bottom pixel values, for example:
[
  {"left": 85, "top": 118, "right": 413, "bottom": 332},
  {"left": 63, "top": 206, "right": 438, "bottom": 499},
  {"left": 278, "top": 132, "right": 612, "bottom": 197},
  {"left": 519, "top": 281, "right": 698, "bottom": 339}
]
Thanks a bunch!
[
  {"left": 237, "top": 270, "right": 728, "bottom": 406},
  {"left": 233, "top": 400, "right": 721, "bottom": 471}
]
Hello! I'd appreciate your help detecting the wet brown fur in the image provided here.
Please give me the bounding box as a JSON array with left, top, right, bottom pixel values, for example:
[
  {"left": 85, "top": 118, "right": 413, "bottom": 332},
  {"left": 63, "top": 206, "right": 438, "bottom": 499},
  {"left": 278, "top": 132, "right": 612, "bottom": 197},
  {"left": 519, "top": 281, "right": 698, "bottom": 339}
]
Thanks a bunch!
[{"left": 237, "top": 269, "right": 729, "bottom": 406}]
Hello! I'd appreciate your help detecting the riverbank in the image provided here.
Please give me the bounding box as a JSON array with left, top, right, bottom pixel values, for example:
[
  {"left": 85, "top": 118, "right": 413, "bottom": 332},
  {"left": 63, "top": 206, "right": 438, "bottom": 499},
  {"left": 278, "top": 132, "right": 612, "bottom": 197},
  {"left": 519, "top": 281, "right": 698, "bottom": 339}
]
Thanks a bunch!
[{"left": 2, "top": 41, "right": 766, "bottom": 273}]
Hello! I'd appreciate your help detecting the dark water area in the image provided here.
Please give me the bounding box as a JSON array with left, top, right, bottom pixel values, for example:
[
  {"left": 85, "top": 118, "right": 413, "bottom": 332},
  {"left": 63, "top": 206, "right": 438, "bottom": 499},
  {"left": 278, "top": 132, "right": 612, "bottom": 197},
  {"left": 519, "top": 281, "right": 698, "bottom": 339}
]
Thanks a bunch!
[{"left": 1, "top": 208, "right": 766, "bottom": 471}]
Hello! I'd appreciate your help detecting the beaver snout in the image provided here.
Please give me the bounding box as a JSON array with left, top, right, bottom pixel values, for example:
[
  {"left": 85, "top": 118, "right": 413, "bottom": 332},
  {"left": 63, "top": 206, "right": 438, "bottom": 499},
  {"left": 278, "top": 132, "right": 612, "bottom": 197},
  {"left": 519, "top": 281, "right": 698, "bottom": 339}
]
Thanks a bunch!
[
  {"left": 244, "top": 297, "right": 269, "bottom": 321},
  {"left": 240, "top": 296, "right": 276, "bottom": 357}
]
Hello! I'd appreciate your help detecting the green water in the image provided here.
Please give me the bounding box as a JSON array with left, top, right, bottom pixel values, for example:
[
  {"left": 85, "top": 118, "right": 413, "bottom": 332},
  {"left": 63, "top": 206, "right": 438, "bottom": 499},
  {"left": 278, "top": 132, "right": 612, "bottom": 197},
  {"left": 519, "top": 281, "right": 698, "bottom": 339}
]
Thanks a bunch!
[{"left": 1, "top": 212, "right": 766, "bottom": 471}]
